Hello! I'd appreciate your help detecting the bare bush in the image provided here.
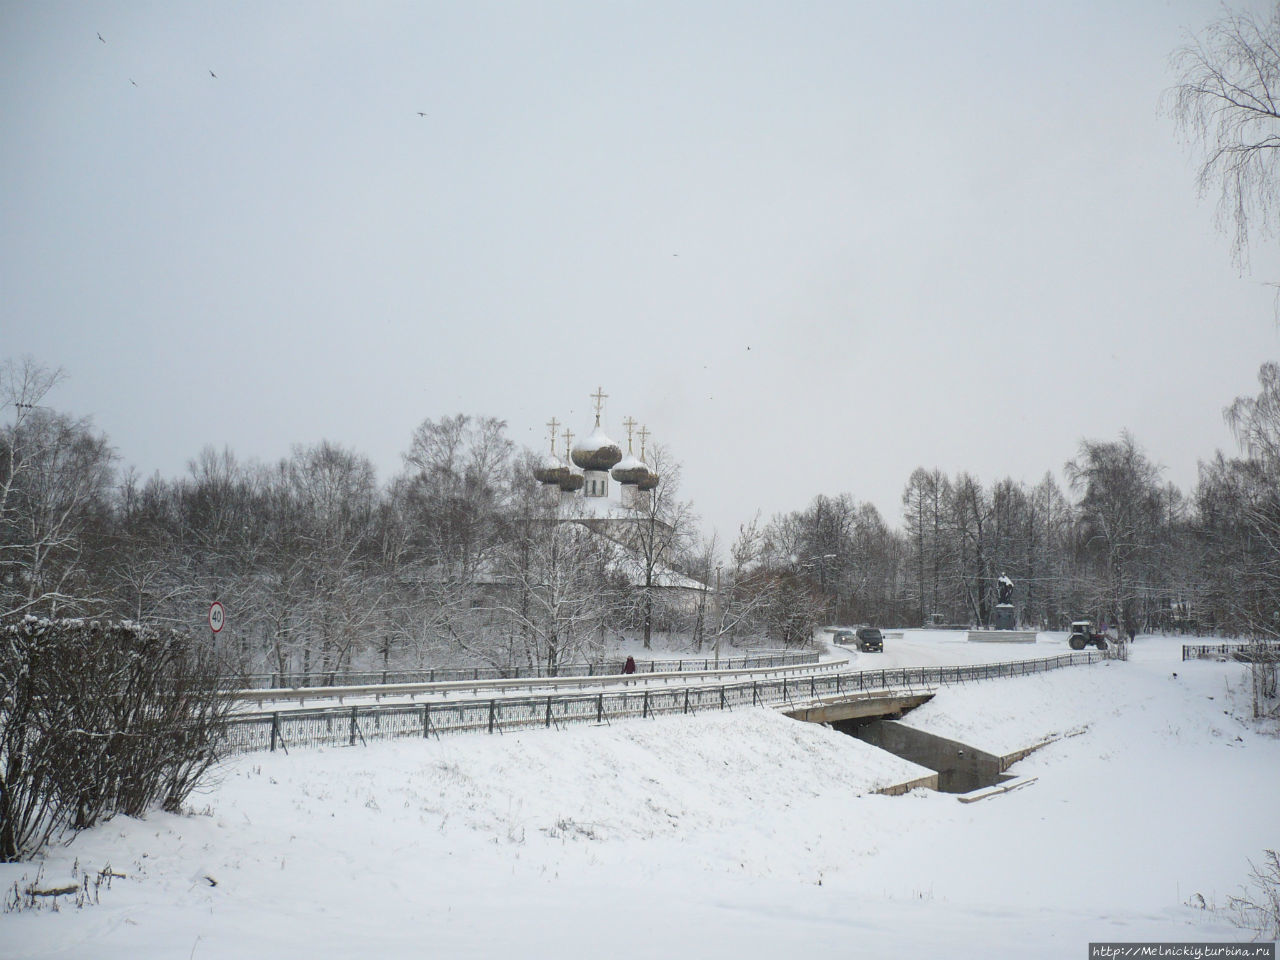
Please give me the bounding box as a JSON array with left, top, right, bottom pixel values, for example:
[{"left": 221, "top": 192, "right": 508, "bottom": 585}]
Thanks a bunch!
[
  {"left": 1229, "top": 849, "right": 1280, "bottom": 941},
  {"left": 0, "top": 618, "right": 236, "bottom": 861}
]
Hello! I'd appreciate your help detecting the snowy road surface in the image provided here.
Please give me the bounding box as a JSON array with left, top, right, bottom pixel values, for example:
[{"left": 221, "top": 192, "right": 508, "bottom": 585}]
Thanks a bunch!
[{"left": 2, "top": 634, "right": 1275, "bottom": 958}]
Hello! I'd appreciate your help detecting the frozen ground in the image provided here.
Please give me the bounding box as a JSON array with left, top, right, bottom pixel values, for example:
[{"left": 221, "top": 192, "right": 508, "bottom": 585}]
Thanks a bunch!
[{"left": 2, "top": 633, "right": 1276, "bottom": 958}]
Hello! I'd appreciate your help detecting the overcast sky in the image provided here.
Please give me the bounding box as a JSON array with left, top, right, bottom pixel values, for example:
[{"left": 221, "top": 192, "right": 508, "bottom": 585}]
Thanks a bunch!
[{"left": 3, "top": 1, "right": 1279, "bottom": 542}]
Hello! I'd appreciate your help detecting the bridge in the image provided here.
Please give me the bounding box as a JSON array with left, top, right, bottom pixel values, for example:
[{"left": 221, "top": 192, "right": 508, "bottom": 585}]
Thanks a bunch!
[{"left": 222, "top": 652, "right": 1102, "bottom": 755}]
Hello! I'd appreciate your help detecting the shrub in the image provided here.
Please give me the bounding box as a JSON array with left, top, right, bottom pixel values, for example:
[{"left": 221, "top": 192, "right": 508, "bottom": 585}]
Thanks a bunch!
[{"left": 0, "top": 618, "right": 235, "bottom": 861}]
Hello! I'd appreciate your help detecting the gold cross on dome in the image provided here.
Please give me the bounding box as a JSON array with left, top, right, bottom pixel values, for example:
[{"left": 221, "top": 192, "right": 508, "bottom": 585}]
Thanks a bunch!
[
  {"left": 637, "top": 424, "right": 650, "bottom": 459},
  {"left": 590, "top": 386, "right": 608, "bottom": 426},
  {"left": 546, "top": 417, "right": 560, "bottom": 454},
  {"left": 622, "top": 416, "right": 637, "bottom": 453},
  {"left": 562, "top": 428, "right": 574, "bottom": 455}
]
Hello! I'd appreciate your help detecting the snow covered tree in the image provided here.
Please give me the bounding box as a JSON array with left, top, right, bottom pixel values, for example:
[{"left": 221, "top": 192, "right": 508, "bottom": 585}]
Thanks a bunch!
[
  {"left": 0, "top": 359, "right": 116, "bottom": 621},
  {"left": 1198, "top": 361, "right": 1280, "bottom": 649},
  {"left": 1065, "top": 433, "right": 1164, "bottom": 639},
  {"left": 616, "top": 445, "right": 698, "bottom": 649},
  {"left": 489, "top": 495, "right": 618, "bottom": 674}
]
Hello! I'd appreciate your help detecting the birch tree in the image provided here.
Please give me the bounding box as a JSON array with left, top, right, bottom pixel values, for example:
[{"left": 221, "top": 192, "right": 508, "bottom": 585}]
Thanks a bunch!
[
  {"left": 0, "top": 360, "right": 115, "bottom": 620},
  {"left": 1168, "top": 4, "right": 1280, "bottom": 267}
]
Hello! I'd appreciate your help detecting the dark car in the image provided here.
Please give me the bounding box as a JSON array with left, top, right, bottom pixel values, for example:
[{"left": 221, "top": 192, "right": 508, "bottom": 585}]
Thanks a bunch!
[{"left": 855, "top": 627, "right": 884, "bottom": 652}]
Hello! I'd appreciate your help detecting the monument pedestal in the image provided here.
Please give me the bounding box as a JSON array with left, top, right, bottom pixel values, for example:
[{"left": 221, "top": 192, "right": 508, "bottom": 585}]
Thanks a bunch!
[{"left": 993, "top": 603, "right": 1016, "bottom": 630}]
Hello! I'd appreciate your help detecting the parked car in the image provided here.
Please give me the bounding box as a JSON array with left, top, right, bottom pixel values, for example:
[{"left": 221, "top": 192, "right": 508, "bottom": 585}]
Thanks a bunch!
[{"left": 855, "top": 627, "right": 884, "bottom": 652}]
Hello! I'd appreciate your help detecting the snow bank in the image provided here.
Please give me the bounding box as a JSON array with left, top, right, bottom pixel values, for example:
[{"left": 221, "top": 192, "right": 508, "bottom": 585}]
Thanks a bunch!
[{"left": 1, "top": 636, "right": 1275, "bottom": 959}]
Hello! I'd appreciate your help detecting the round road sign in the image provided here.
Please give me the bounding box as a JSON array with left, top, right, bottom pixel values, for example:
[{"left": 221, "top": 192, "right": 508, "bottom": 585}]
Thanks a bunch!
[{"left": 208, "top": 601, "right": 225, "bottom": 633}]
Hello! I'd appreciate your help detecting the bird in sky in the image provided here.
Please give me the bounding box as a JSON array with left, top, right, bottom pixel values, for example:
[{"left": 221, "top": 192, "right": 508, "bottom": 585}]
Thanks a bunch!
[
  {"left": 130, "top": 79, "right": 137, "bottom": 87},
  {"left": 209, "top": 69, "right": 217, "bottom": 78},
  {"left": 417, "top": 112, "right": 428, "bottom": 117},
  {"left": 97, "top": 32, "right": 105, "bottom": 43}
]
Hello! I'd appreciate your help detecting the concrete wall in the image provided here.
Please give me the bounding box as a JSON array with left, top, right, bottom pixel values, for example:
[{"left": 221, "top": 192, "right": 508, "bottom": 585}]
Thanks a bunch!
[{"left": 840, "top": 719, "right": 1011, "bottom": 794}]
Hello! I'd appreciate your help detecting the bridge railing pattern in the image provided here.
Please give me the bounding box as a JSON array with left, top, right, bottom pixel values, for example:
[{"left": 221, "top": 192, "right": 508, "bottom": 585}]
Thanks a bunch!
[
  {"left": 224, "top": 652, "right": 1101, "bottom": 756},
  {"left": 225, "top": 651, "right": 818, "bottom": 690},
  {"left": 1182, "top": 641, "right": 1280, "bottom": 662}
]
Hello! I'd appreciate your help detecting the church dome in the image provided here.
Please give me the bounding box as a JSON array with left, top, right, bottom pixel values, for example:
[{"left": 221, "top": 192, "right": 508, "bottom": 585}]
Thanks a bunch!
[
  {"left": 611, "top": 453, "right": 649, "bottom": 485},
  {"left": 571, "top": 425, "right": 622, "bottom": 471},
  {"left": 558, "top": 471, "right": 584, "bottom": 493},
  {"left": 637, "top": 469, "right": 659, "bottom": 492},
  {"left": 533, "top": 455, "right": 569, "bottom": 486}
]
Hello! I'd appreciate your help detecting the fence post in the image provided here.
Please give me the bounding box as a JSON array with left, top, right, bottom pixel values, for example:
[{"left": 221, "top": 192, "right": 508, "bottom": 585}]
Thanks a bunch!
[
  {"left": 684, "top": 688, "right": 690, "bottom": 714},
  {"left": 643, "top": 690, "right": 650, "bottom": 719},
  {"left": 488, "top": 699, "right": 496, "bottom": 734},
  {"left": 270, "top": 712, "right": 279, "bottom": 752},
  {"left": 752, "top": 681, "right": 758, "bottom": 706},
  {"left": 546, "top": 696, "right": 552, "bottom": 728},
  {"left": 720, "top": 687, "right": 726, "bottom": 710},
  {"left": 349, "top": 706, "right": 358, "bottom": 746},
  {"left": 597, "top": 693, "right": 604, "bottom": 724},
  {"left": 423, "top": 703, "right": 431, "bottom": 738}
]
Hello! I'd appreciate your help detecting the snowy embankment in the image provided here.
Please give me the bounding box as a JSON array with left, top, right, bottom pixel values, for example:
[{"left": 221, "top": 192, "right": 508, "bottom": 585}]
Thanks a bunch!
[{"left": 2, "top": 635, "right": 1276, "bottom": 958}]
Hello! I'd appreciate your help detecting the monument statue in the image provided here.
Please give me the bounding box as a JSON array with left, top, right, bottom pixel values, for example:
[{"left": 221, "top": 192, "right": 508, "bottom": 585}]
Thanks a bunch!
[{"left": 993, "top": 573, "right": 1015, "bottom": 630}]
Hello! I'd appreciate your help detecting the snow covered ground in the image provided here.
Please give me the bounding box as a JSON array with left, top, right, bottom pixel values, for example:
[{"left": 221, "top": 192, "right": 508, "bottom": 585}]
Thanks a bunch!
[{"left": 2, "top": 633, "right": 1276, "bottom": 958}]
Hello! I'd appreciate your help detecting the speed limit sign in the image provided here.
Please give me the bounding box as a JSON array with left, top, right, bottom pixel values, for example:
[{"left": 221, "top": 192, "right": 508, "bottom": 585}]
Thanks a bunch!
[{"left": 208, "top": 601, "right": 225, "bottom": 634}]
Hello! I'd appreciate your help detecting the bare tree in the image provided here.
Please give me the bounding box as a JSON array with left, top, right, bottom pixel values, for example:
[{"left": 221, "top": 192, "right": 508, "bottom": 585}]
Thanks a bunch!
[
  {"left": 616, "top": 446, "right": 698, "bottom": 649},
  {"left": 1168, "top": 4, "right": 1280, "bottom": 266},
  {"left": 1214, "top": 362, "right": 1280, "bottom": 715},
  {"left": 0, "top": 360, "right": 115, "bottom": 620},
  {"left": 948, "top": 474, "right": 993, "bottom": 626},
  {"left": 285, "top": 442, "right": 387, "bottom": 675},
  {"left": 489, "top": 499, "right": 617, "bottom": 674},
  {"left": 1066, "top": 433, "right": 1164, "bottom": 640},
  {"left": 703, "top": 516, "right": 799, "bottom": 654},
  {"left": 902, "top": 468, "right": 951, "bottom": 626}
]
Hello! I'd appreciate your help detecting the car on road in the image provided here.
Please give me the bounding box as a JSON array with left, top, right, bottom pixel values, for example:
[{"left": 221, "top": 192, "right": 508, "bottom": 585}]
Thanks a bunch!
[
  {"left": 830, "top": 626, "right": 886, "bottom": 652},
  {"left": 854, "top": 627, "right": 884, "bottom": 652}
]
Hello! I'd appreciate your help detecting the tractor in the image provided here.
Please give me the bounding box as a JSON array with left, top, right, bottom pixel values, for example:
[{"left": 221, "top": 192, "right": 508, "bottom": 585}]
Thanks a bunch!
[{"left": 1067, "top": 620, "right": 1109, "bottom": 651}]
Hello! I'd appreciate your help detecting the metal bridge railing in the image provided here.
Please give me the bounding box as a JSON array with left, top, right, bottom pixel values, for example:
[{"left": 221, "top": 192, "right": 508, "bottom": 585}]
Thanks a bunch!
[
  {"left": 1182, "top": 641, "right": 1280, "bottom": 662},
  {"left": 223, "top": 651, "right": 1101, "bottom": 756},
  {"left": 231, "top": 658, "right": 843, "bottom": 708},
  {"left": 223, "top": 651, "right": 819, "bottom": 690}
]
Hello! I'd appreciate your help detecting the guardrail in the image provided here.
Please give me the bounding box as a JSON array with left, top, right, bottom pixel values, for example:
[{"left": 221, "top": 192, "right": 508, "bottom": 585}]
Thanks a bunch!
[
  {"left": 224, "top": 652, "right": 1101, "bottom": 755},
  {"left": 232, "top": 658, "right": 844, "bottom": 707},
  {"left": 1182, "top": 641, "right": 1280, "bottom": 662},
  {"left": 224, "top": 651, "right": 818, "bottom": 689}
]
